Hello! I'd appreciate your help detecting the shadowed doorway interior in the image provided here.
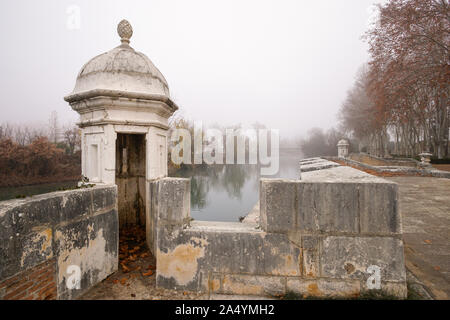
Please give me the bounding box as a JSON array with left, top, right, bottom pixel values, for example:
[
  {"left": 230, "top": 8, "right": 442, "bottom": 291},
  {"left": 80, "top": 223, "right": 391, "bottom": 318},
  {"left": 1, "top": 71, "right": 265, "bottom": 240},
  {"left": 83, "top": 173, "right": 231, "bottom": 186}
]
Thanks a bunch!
[{"left": 116, "top": 133, "right": 146, "bottom": 228}]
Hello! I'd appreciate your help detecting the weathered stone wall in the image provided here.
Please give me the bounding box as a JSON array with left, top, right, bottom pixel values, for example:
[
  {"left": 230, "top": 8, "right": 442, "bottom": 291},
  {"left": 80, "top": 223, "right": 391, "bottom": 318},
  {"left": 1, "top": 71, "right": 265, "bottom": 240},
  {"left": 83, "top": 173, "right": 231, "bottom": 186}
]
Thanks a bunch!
[
  {"left": 0, "top": 185, "right": 118, "bottom": 300},
  {"left": 146, "top": 178, "right": 190, "bottom": 256},
  {"left": 153, "top": 166, "right": 407, "bottom": 298}
]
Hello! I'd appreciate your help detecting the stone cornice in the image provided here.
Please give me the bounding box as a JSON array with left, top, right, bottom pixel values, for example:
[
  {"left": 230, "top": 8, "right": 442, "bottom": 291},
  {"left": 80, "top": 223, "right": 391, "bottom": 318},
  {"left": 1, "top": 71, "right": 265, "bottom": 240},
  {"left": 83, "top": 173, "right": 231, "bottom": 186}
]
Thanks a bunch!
[
  {"left": 64, "top": 89, "right": 179, "bottom": 113},
  {"left": 76, "top": 119, "right": 169, "bottom": 130}
]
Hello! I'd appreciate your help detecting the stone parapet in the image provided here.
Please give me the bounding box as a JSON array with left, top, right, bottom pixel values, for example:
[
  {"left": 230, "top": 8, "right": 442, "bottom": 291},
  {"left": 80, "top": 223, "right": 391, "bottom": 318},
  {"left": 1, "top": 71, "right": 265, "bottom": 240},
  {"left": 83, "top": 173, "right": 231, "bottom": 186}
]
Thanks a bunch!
[
  {"left": 0, "top": 185, "right": 118, "bottom": 300},
  {"left": 153, "top": 170, "right": 407, "bottom": 298}
]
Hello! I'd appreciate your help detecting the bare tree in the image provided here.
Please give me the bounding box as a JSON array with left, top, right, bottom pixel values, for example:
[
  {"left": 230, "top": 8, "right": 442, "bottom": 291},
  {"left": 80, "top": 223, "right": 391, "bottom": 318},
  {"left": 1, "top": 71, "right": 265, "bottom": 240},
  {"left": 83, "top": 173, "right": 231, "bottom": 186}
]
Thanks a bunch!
[
  {"left": 0, "top": 123, "right": 13, "bottom": 140},
  {"left": 63, "top": 126, "right": 81, "bottom": 155}
]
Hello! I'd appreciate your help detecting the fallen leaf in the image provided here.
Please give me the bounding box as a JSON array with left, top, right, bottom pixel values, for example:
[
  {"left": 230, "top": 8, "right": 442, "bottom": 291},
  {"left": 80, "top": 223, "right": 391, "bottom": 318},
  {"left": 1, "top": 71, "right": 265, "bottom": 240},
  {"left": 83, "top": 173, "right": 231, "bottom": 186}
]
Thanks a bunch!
[
  {"left": 113, "top": 279, "right": 119, "bottom": 284},
  {"left": 121, "top": 264, "right": 130, "bottom": 273},
  {"left": 147, "top": 265, "right": 156, "bottom": 270},
  {"left": 142, "top": 270, "right": 153, "bottom": 276},
  {"left": 434, "top": 266, "right": 441, "bottom": 271},
  {"left": 424, "top": 240, "right": 432, "bottom": 244},
  {"left": 140, "top": 252, "right": 149, "bottom": 258},
  {"left": 129, "top": 247, "right": 140, "bottom": 254},
  {"left": 120, "top": 278, "right": 127, "bottom": 285}
]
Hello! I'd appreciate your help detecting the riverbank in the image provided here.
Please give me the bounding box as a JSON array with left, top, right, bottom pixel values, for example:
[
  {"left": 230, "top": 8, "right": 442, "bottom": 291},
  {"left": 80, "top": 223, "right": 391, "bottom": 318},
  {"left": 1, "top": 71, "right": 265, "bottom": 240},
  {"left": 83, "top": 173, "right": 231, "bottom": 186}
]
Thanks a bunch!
[{"left": 0, "top": 180, "right": 78, "bottom": 201}]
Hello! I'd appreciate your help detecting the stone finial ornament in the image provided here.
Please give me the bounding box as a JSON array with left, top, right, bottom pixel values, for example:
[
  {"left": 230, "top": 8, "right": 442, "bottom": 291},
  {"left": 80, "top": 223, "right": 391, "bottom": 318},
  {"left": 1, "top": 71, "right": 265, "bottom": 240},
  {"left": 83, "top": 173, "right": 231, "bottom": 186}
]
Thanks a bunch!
[{"left": 117, "top": 19, "right": 133, "bottom": 44}]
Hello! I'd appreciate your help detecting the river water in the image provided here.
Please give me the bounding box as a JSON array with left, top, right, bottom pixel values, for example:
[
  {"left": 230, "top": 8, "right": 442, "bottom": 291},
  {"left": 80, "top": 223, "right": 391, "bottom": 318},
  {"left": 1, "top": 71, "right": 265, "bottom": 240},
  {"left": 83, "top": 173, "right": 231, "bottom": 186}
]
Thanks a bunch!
[
  {"left": 173, "top": 149, "right": 302, "bottom": 222},
  {"left": 0, "top": 149, "right": 302, "bottom": 222}
]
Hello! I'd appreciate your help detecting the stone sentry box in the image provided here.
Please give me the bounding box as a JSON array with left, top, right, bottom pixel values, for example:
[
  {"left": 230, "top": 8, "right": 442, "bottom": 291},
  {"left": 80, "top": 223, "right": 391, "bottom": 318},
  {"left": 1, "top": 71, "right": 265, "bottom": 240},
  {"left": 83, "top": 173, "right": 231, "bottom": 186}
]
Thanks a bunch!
[
  {"left": 64, "top": 20, "right": 177, "bottom": 228},
  {"left": 152, "top": 161, "right": 407, "bottom": 298}
]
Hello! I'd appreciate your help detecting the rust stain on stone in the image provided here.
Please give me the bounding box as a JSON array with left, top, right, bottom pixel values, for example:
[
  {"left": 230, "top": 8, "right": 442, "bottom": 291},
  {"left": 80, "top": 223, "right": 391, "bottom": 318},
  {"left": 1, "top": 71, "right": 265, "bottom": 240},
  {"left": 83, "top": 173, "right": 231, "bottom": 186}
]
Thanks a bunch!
[
  {"left": 208, "top": 278, "right": 220, "bottom": 293},
  {"left": 275, "top": 254, "right": 300, "bottom": 276},
  {"left": 222, "top": 276, "right": 263, "bottom": 295},
  {"left": 344, "top": 263, "right": 355, "bottom": 274},
  {"left": 307, "top": 283, "right": 321, "bottom": 296},
  {"left": 20, "top": 227, "right": 53, "bottom": 267},
  {"left": 157, "top": 238, "right": 206, "bottom": 286}
]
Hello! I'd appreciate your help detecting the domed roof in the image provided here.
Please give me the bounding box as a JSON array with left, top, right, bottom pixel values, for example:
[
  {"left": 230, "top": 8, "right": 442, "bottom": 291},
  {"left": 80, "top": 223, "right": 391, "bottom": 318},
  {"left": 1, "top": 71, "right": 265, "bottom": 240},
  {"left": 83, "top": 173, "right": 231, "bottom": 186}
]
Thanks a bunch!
[
  {"left": 68, "top": 20, "right": 170, "bottom": 99},
  {"left": 337, "top": 139, "right": 349, "bottom": 146}
]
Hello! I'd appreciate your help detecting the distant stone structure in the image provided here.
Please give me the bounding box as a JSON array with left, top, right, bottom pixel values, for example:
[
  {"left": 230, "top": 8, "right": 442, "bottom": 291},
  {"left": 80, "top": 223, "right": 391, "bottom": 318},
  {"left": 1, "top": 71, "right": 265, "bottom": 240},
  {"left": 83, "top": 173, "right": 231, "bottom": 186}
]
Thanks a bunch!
[
  {"left": 418, "top": 152, "right": 433, "bottom": 167},
  {"left": 337, "top": 139, "right": 349, "bottom": 158}
]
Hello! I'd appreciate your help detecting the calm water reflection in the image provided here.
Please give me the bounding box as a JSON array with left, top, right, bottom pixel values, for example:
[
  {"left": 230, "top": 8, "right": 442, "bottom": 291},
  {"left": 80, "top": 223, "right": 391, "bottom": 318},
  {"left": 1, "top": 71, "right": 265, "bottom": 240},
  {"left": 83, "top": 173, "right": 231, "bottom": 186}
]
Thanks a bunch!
[{"left": 173, "top": 150, "right": 302, "bottom": 222}]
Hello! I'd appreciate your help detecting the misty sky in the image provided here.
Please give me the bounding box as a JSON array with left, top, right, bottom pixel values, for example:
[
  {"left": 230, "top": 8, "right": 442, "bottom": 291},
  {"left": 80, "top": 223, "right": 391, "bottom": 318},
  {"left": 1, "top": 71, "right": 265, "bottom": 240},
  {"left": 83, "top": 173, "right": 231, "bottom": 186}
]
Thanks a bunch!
[{"left": 0, "top": 0, "right": 383, "bottom": 139}]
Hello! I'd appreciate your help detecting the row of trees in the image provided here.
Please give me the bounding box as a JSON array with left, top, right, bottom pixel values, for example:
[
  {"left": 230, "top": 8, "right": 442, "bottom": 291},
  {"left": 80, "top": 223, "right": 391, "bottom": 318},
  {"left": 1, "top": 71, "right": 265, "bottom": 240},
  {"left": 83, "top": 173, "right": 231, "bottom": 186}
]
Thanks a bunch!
[
  {"left": 1, "top": 111, "right": 81, "bottom": 154},
  {"left": 339, "top": 0, "right": 449, "bottom": 158},
  {"left": 0, "top": 112, "right": 81, "bottom": 187},
  {"left": 0, "top": 137, "right": 81, "bottom": 187}
]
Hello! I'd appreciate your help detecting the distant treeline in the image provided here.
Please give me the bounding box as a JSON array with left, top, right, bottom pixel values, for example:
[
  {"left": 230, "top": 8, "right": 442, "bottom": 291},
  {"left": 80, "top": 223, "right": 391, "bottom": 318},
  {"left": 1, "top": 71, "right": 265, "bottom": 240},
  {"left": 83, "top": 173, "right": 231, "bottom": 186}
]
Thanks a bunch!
[
  {"left": 302, "top": 0, "right": 449, "bottom": 160},
  {"left": 0, "top": 117, "right": 81, "bottom": 188},
  {"left": 0, "top": 137, "right": 81, "bottom": 188},
  {"left": 0, "top": 110, "right": 82, "bottom": 187},
  {"left": 339, "top": 0, "right": 449, "bottom": 159}
]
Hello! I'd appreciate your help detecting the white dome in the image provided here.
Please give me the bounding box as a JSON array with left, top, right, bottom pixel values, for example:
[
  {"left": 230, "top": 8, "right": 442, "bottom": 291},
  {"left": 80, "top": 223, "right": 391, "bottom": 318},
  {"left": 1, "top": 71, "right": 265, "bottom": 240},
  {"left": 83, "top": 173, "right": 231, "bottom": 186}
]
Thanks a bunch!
[
  {"left": 69, "top": 20, "right": 170, "bottom": 98},
  {"left": 337, "top": 139, "right": 349, "bottom": 146}
]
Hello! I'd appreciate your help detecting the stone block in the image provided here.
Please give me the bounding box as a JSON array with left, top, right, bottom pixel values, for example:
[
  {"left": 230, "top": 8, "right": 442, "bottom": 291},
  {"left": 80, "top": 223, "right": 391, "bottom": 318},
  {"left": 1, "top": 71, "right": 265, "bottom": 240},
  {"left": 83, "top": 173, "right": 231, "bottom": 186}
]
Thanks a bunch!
[
  {"left": 156, "top": 223, "right": 302, "bottom": 291},
  {"left": 92, "top": 185, "right": 117, "bottom": 212},
  {"left": 302, "top": 235, "right": 320, "bottom": 277},
  {"left": 359, "top": 182, "right": 400, "bottom": 234},
  {"left": 297, "top": 182, "right": 360, "bottom": 233},
  {"left": 157, "top": 178, "right": 190, "bottom": 226},
  {"left": 259, "top": 179, "right": 299, "bottom": 233},
  {"left": 299, "top": 161, "right": 340, "bottom": 173},
  {"left": 262, "top": 233, "right": 301, "bottom": 276},
  {"left": 320, "top": 236, "right": 406, "bottom": 283},
  {"left": 360, "top": 281, "right": 407, "bottom": 299},
  {"left": 57, "top": 189, "right": 93, "bottom": 223},
  {"left": 286, "top": 278, "right": 360, "bottom": 298},
  {"left": 221, "top": 274, "right": 285, "bottom": 296}
]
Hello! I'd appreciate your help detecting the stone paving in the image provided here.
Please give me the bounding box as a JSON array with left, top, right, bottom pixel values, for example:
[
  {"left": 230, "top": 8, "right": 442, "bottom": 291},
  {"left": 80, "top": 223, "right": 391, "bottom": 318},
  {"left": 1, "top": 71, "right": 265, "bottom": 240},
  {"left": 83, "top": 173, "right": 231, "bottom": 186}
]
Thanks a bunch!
[{"left": 386, "top": 176, "right": 450, "bottom": 300}]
